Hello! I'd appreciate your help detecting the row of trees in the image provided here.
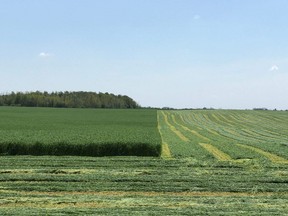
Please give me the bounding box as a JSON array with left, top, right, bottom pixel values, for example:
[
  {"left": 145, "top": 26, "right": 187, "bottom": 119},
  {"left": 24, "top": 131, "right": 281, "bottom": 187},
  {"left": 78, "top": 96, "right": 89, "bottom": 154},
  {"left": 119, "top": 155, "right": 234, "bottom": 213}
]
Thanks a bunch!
[{"left": 0, "top": 91, "right": 139, "bottom": 109}]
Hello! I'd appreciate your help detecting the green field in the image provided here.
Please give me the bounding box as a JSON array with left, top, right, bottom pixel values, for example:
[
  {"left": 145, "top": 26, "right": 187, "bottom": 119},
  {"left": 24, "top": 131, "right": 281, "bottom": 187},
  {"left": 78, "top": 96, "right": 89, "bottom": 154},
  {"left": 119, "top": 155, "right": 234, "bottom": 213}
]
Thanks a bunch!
[
  {"left": 158, "top": 110, "right": 288, "bottom": 162},
  {"left": 0, "top": 107, "right": 161, "bottom": 156},
  {"left": 0, "top": 108, "right": 287, "bottom": 215}
]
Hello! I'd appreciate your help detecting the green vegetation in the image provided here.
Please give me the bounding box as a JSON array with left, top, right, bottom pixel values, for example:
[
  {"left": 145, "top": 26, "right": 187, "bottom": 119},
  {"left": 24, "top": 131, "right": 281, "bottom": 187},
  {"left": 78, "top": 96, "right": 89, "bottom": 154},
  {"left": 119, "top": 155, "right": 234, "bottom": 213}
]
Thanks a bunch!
[
  {"left": 0, "top": 108, "right": 287, "bottom": 215},
  {"left": 158, "top": 110, "right": 288, "bottom": 162},
  {"left": 0, "top": 107, "right": 161, "bottom": 156},
  {"left": 0, "top": 156, "right": 287, "bottom": 215},
  {"left": 0, "top": 91, "right": 139, "bottom": 108}
]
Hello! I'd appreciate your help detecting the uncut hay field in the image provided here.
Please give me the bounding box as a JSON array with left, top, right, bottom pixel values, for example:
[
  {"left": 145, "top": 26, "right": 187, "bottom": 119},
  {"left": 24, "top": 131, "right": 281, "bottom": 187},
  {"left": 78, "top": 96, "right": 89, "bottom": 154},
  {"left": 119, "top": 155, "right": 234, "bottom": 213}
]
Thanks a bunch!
[{"left": 0, "top": 107, "right": 288, "bottom": 215}]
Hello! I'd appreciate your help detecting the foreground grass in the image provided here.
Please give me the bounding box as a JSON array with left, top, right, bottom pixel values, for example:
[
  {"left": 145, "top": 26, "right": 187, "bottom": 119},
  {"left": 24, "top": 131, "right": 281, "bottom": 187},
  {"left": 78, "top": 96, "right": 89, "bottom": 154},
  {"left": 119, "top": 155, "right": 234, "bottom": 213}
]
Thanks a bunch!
[{"left": 0, "top": 156, "right": 287, "bottom": 215}]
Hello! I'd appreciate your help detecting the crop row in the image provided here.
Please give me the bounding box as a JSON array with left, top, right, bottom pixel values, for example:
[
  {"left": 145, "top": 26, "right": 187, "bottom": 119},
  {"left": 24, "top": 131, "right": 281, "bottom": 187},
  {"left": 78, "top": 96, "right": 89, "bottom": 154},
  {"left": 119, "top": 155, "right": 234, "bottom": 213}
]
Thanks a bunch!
[
  {"left": 0, "top": 156, "right": 287, "bottom": 215},
  {"left": 158, "top": 110, "right": 288, "bottom": 163}
]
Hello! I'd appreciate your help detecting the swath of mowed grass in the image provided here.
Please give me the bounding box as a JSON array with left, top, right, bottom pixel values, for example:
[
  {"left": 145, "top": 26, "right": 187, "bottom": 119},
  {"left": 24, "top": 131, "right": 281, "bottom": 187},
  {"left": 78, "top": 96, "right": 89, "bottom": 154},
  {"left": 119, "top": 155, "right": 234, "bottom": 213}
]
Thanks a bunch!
[
  {"left": 159, "top": 110, "right": 288, "bottom": 163},
  {"left": 0, "top": 156, "right": 288, "bottom": 215},
  {"left": 0, "top": 107, "right": 161, "bottom": 156}
]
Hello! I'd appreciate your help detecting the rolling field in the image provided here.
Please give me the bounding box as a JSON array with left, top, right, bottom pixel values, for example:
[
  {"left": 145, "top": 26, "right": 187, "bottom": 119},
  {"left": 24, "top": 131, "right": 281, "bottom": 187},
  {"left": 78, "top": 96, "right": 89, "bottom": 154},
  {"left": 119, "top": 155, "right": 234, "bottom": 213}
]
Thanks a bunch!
[
  {"left": 0, "top": 108, "right": 287, "bottom": 215},
  {"left": 159, "top": 110, "right": 288, "bottom": 162}
]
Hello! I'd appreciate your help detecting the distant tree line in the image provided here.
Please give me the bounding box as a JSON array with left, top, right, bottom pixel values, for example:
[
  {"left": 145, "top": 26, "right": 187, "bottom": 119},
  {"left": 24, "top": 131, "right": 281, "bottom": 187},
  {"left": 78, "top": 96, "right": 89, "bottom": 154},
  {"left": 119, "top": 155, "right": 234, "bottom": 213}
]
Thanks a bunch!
[
  {"left": 0, "top": 91, "right": 139, "bottom": 108},
  {"left": 253, "top": 108, "right": 268, "bottom": 111}
]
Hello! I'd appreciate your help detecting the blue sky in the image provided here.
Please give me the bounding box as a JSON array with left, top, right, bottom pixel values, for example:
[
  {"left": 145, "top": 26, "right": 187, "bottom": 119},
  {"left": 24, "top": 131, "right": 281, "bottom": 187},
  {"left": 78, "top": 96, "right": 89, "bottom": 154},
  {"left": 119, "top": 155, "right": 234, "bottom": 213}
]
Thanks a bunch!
[{"left": 1, "top": 0, "right": 287, "bottom": 109}]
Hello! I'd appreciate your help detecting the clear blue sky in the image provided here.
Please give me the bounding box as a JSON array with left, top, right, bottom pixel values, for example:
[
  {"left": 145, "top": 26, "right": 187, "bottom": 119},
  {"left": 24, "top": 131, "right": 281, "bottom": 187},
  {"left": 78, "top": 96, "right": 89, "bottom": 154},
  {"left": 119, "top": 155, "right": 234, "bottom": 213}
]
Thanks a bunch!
[{"left": 1, "top": 0, "right": 287, "bottom": 109}]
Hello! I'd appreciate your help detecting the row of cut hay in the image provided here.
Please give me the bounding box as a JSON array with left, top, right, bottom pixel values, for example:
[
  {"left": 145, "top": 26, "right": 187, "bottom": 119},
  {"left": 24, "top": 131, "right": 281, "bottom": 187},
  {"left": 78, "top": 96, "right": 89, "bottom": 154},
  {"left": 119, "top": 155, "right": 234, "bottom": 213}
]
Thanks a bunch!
[
  {"left": 237, "top": 144, "right": 288, "bottom": 164},
  {"left": 0, "top": 141, "right": 161, "bottom": 157},
  {"left": 160, "top": 110, "right": 288, "bottom": 162},
  {"left": 199, "top": 143, "right": 232, "bottom": 161},
  {"left": 160, "top": 111, "right": 189, "bottom": 142},
  {"left": 171, "top": 114, "right": 210, "bottom": 142}
]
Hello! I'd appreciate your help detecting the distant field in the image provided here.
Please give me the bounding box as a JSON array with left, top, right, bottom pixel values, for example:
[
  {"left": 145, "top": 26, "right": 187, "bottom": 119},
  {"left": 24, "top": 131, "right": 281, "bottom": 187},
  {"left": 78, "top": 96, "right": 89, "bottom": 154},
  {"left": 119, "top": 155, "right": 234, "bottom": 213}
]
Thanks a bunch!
[
  {"left": 0, "top": 108, "right": 287, "bottom": 215},
  {"left": 158, "top": 110, "right": 288, "bottom": 163},
  {"left": 0, "top": 107, "right": 161, "bottom": 156}
]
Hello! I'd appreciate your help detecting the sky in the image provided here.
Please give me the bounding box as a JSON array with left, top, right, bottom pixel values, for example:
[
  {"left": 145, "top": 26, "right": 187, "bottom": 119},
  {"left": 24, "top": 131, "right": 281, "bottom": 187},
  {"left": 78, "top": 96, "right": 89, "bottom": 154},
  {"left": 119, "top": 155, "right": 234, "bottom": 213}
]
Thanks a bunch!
[{"left": 1, "top": 0, "right": 288, "bottom": 109}]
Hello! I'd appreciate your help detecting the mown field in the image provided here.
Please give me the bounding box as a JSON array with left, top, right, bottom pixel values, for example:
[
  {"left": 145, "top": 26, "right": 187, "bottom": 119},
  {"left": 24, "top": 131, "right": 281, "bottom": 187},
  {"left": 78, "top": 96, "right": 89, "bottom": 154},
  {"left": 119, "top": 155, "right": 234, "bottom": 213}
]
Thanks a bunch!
[
  {"left": 158, "top": 110, "right": 288, "bottom": 162},
  {"left": 0, "top": 108, "right": 287, "bottom": 215}
]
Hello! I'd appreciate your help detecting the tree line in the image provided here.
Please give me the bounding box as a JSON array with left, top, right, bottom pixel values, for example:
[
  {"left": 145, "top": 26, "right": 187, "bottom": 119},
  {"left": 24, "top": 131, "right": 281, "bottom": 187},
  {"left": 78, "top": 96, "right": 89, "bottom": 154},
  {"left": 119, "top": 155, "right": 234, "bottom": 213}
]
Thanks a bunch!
[{"left": 0, "top": 91, "right": 140, "bottom": 109}]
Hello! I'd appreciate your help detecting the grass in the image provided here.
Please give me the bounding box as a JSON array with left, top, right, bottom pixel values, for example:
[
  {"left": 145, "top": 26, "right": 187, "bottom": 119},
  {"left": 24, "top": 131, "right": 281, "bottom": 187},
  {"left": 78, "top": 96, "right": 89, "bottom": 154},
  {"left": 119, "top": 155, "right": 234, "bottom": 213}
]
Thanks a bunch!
[
  {"left": 0, "top": 156, "right": 287, "bottom": 215},
  {"left": 158, "top": 110, "right": 288, "bottom": 161},
  {"left": 0, "top": 108, "right": 287, "bottom": 215},
  {"left": 199, "top": 143, "right": 233, "bottom": 161},
  {"left": 0, "top": 107, "right": 161, "bottom": 156}
]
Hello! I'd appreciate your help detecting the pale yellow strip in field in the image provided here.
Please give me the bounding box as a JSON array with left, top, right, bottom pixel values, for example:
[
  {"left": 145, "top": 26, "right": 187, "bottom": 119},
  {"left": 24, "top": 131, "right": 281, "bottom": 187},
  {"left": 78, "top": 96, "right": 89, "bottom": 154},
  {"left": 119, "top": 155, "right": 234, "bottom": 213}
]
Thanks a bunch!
[
  {"left": 160, "top": 111, "right": 189, "bottom": 142},
  {"left": 2, "top": 190, "right": 286, "bottom": 210},
  {"left": 224, "top": 128, "right": 241, "bottom": 137},
  {"left": 236, "top": 144, "right": 288, "bottom": 164},
  {"left": 157, "top": 112, "right": 173, "bottom": 159},
  {"left": 189, "top": 114, "right": 205, "bottom": 130},
  {"left": 218, "top": 114, "right": 234, "bottom": 124},
  {"left": 171, "top": 115, "right": 210, "bottom": 141},
  {"left": 212, "top": 114, "right": 221, "bottom": 122},
  {"left": 199, "top": 143, "right": 232, "bottom": 161},
  {"left": 215, "top": 114, "right": 234, "bottom": 127},
  {"left": 261, "top": 128, "right": 283, "bottom": 137},
  {"left": 205, "top": 128, "right": 220, "bottom": 136},
  {"left": 179, "top": 115, "right": 186, "bottom": 124},
  {"left": 241, "top": 129, "right": 262, "bottom": 137},
  {"left": 161, "top": 142, "right": 172, "bottom": 159},
  {"left": 1, "top": 189, "right": 285, "bottom": 197}
]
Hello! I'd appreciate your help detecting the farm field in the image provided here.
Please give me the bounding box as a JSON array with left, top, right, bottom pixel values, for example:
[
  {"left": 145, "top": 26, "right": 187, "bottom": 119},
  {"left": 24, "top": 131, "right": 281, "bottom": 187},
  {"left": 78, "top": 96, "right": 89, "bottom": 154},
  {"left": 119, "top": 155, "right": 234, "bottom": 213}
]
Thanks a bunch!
[
  {"left": 158, "top": 110, "right": 288, "bottom": 162},
  {"left": 0, "top": 107, "right": 161, "bottom": 156},
  {"left": 0, "top": 108, "right": 287, "bottom": 215},
  {"left": 0, "top": 156, "right": 287, "bottom": 215}
]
